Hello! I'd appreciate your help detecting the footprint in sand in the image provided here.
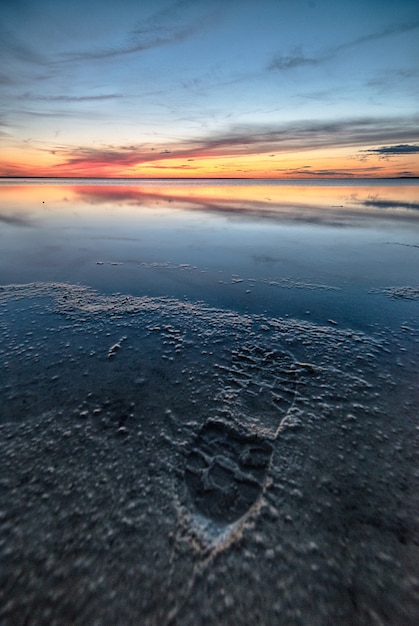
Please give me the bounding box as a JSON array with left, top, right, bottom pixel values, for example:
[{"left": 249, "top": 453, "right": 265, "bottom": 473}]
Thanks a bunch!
[{"left": 184, "top": 346, "right": 297, "bottom": 525}]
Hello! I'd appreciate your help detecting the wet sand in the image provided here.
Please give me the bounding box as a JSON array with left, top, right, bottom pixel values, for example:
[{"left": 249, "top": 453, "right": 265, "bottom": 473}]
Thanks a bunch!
[
  {"left": 1, "top": 180, "right": 419, "bottom": 624},
  {"left": 1, "top": 282, "right": 418, "bottom": 625}
]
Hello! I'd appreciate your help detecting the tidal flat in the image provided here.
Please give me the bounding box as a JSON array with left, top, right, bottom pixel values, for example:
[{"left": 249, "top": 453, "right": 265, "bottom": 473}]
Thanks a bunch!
[{"left": 1, "top": 179, "right": 418, "bottom": 625}]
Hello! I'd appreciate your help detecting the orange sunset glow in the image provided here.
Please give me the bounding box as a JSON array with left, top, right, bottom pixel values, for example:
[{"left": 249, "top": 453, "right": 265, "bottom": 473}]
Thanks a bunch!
[{"left": 2, "top": 143, "right": 419, "bottom": 179}]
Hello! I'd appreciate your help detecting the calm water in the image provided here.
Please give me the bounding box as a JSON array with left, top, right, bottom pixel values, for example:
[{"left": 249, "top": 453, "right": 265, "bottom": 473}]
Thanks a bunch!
[
  {"left": 1, "top": 179, "right": 419, "bottom": 625},
  {"left": 1, "top": 178, "right": 419, "bottom": 329}
]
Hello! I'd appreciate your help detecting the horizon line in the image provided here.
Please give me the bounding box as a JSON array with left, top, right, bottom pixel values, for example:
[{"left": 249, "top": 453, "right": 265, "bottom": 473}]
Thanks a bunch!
[{"left": 1, "top": 175, "right": 418, "bottom": 181}]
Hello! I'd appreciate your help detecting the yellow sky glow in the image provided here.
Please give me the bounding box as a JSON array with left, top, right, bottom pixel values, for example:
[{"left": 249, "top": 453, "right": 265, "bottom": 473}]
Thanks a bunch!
[{"left": 1, "top": 144, "right": 418, "bottom": 178}]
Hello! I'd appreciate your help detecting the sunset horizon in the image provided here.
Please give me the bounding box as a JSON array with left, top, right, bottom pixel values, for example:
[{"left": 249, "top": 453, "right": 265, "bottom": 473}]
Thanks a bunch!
[
  {"left": 1, "top": 0, "right": 418, "bottom": 179},
  {"left": 2, "top": 134, "right": 418, "bottom": 179},
  {"left": 2, "top": 173, "right": 418, "bottom": 178}
]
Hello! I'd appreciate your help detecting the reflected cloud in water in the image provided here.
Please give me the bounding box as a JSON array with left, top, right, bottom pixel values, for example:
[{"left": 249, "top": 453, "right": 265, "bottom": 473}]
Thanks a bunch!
[
  {"left": 70, "top": 180, "right": 419, "bottom": 228},
  {"left": 0, "top": 212, "right": 35, "bottom": 227},
  {"left": 360, "top": 198, "right": 419, "bottom": 211}
]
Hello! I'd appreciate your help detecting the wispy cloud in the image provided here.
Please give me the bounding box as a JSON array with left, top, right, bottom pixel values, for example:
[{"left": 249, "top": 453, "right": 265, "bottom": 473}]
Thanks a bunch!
[
  {"left": 335, "top": 19, "right": 419, "bottom": 53},
  {"left": 62, "top": 23, "right": 201, "bottom": 62},
  {"left": 49, "top": 146, "right": 145, "bottom": 173},
  {"left": 186, "top": 116, "right": 419, "bottom": 156},
  {"left": 60, "top": 0, "right": 219, "bottom": 63},
  {"left": 269, "top": 19, "right": 419, "bottom": 72},
  {"left": 14, "top": 109, "right": 107, "bottom": 120},
  {"left": 276, "top": 166, "right": 383, "bottom": 178},
  {"left": 26, "top": 93, "right": 125, "bottom": 103},
  {"left": 397, "top": 170, "right": 416, "bottom": 177},
  {"left": 0, "top": 28, "right": 47, "bottom": 66},
  {"left": 44, "top": 115, "right": 419, "bottom": 175},
  {"left": 0, "top": 72, "right": 18, "bottom": 86},
  {"left": 268, "top": 52, "right": 320, "bottom": 71},
  {"left": 0, "top": 114, "right": 13, "bottom": 138}
]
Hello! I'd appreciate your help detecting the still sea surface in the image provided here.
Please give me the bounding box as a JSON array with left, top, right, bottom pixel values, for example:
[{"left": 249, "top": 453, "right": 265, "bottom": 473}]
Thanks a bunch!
[{"left": 1, "top": 179, "right": 418, "bottom": 625}]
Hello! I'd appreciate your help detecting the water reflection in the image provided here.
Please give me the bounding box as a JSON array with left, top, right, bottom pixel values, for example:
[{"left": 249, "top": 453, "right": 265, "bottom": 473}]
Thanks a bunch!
[
  {"left": 1, "top": 179, "right": 419, "bottom": 227},
  {"left": 0, "top": 179, "right": 418, "bottom": 331},
  {"left": 0, "top": 212, "right": 35, "bottom": 227},
  {"left": 72, "top": 179, "right": 419, "bottom": 227}
]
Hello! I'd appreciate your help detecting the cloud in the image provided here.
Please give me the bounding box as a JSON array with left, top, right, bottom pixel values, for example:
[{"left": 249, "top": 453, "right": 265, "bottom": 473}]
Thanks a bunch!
[
  {"left": 54, "top": 146, "right": 144, "bottom": 170},
  {"left": 27, "top": 93, "right": 125, "bottom": 103},
  {"left": 44, "top": 114, "right": 419, "bottom": 175},
  {"left": 269, "top": 53, "right": 320, "bottom": 71},
  {"left": 275, "top": 164, "right": 384, "bottom": 178},
  {"left": 15, "top": 109, "right": 105, "bottom": 120},
  {"left": 0, "top": 29, "right": 46, "bottom": 66},
  {"left": 335, "top": 19, "right": 419, "bottom": 54},
  {"left": 362, "top": 144, "right": 419, "bottom": 155},
  {"left": 60, "top": 0, "right": 218, "bottom": 63},
  {"left": 48, "top": 144, "right": 190, "bottom": 175},
  {"left": 277, "top": 169, "right": 356, "bottom": 178},
  {"left": 62, "top": 23, "right": 201, "bottom": 61},
  {"left": 185, "top": 116, "right": 419, "bottom": 157},
  {"left": 0, "top": 114, "right": 11, "bottom": 136},
  {"left": 397, "top": 171, "right": 416, "bottom": 177},
  {"left": 269, "top": 19, "right": 419, "bottom": 72},
  {"left": 0, "top": 72, "right": 18, "bottom": 86}
]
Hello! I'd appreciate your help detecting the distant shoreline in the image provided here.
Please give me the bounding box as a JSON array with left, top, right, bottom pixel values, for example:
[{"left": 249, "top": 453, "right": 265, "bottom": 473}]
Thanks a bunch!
[{"left": 1, "top": 176, "right": 418, "bottom": 181}]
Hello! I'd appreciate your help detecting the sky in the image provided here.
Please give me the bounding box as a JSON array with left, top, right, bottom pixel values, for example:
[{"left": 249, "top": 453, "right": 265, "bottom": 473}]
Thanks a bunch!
[{"left": 1, "top": 0, "right": 419, "bottom": 178}]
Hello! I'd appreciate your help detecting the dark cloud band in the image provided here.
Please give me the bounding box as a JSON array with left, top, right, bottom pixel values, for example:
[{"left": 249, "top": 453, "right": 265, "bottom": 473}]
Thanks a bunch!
[{"left": 362, "top": 144, "right": 419, "bottom": 155}]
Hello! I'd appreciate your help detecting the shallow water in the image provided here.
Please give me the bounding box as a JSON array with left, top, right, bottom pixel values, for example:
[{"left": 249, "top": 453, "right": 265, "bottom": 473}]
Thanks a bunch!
[{"left": 1, "top": 180, "right": 419, "bottom": 625}]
